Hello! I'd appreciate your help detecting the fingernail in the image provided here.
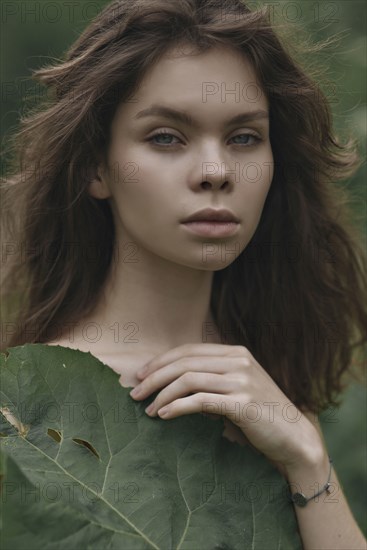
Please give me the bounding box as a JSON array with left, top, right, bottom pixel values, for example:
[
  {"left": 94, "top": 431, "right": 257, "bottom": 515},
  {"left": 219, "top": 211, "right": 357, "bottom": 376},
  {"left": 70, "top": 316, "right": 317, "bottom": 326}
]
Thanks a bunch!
[
  {"left": 130, "top": 386, "right": 141, "bottom": 397},
  {"left": 145, "top": 403, "right": 154, "bottom": 414}
]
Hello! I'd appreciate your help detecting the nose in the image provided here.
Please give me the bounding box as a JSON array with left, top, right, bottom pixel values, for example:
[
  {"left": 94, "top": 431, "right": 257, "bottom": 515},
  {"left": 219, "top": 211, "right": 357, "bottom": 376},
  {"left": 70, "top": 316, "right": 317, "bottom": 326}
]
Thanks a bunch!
[
  {"left": 201, "top": 170, "right": 230, "bottom": 191},
  {"left": 201, "top": 158, "right": 231, "bottom": 191},
  {"left": 188, "top": 143, "right": 234, "bottom": 192}
]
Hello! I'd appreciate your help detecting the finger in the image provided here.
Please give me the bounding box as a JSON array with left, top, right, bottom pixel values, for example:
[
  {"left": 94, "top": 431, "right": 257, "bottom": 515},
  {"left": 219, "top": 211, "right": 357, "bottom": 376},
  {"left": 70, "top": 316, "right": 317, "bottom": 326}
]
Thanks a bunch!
[
  {"left": 137, "top": 343, "right": 243, "bottom": 379},
  {"left": 155, "top": 392, "right": 232, "bottom": 420},
  {"left": 132, "top": 356, "right": 241, "bottom": 400},
  {"left": 145, "top": 373, "right": 235, "bottom": 417}
]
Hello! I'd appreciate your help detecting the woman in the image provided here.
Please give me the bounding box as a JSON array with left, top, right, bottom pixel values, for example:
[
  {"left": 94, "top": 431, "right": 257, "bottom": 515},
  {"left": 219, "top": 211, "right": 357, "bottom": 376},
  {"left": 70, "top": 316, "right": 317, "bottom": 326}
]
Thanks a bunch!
[{"left": 1, "top": 0, "right": 366, "bottom": 548}]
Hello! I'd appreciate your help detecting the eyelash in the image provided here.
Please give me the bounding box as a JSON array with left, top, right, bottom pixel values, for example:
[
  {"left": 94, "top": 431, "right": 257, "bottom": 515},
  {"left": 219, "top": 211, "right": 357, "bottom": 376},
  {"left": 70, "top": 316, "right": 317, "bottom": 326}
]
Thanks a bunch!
[{"left": 147, "top": 129, "right": 262, "bottom": 148}]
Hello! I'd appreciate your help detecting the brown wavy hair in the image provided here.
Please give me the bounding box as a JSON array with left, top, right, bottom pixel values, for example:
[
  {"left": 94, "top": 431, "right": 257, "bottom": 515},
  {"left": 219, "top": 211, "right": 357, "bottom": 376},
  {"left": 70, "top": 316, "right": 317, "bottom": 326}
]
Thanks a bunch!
[{"left": 1, "top": 0, "right": 366, "bottom": 414}]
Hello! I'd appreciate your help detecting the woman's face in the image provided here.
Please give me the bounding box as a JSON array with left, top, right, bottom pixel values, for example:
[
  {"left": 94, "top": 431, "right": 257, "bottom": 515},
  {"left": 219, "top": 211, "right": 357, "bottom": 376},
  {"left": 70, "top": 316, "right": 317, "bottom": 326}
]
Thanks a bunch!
[{"left": 92, "top": 44, "right": 274, "bottom": 270}]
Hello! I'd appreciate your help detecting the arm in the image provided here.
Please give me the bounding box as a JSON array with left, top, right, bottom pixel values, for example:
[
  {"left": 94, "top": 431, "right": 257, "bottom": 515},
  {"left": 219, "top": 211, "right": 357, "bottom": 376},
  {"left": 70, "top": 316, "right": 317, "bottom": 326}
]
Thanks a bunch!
[
  {"left": 132, "top": 343, "right": 366, "bottom": 548},
  {"left": 284, "top": 412, "right": 367, "bottom": 550}
]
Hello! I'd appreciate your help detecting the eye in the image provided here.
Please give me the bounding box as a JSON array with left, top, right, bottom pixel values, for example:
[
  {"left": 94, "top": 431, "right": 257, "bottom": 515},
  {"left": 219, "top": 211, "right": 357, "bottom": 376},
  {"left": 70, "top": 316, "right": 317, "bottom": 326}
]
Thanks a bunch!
[
  {"left": 146, "top": 130, "right": 262, "bottom": 148},
  {"left": 147, "top": 131, "right": 182, "bottom": 147},
  {"left": 230, "top": 133, "right": 261, "bottom": 146}
]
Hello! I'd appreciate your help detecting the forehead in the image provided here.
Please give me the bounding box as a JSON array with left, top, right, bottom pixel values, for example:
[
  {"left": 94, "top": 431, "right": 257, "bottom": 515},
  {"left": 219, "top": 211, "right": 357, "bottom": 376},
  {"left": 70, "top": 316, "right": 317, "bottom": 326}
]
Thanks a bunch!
[
  {"left": 134, "top": 44, "right": 265, "bottom": 104},
  {"left": 112, "top": 46, "right": 269, "bottom": 132}
]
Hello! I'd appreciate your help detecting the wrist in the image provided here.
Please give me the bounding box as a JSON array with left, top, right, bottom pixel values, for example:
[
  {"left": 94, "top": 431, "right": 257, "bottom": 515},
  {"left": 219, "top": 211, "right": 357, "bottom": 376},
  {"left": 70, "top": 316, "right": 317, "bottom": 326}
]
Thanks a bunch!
[
  {"left": 285, "top": 445, "right": 329, "bottom": 480},
  {"left": 282, "top": 421, "right": 328, "bottom": 482},
  {"left": 285, "top": 450, "right": 332, "bottom": 506},
  {"left": 288, "top": 453, "right": 333, "bottom": 508}
]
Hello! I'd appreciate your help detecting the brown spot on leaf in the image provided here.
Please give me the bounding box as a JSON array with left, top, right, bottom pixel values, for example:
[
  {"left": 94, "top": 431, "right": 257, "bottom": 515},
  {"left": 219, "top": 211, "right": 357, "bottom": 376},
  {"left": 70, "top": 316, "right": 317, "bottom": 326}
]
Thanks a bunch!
[
  {"left": 47, "top": 428, "right": 62, "bottom": 443},
  {"left": 0, "top": 407, "right": 30, "bottom": 437},
  {"left": 72, "top": 438, "right": 100, "bottom": 459}
]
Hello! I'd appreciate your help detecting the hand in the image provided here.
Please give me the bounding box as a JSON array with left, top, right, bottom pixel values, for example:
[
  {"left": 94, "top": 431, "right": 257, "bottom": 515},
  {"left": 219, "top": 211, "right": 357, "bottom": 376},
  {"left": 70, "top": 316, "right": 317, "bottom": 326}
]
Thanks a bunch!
[{"left": 129, "top": 343, "right": 323, "bottom": 472}]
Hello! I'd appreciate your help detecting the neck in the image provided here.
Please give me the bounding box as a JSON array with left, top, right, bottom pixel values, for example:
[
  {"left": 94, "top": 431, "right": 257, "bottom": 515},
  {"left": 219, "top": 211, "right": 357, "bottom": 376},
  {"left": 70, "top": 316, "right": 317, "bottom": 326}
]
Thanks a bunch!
[{"left": 74, "top": 238, "right": 221, "bottom": 356}]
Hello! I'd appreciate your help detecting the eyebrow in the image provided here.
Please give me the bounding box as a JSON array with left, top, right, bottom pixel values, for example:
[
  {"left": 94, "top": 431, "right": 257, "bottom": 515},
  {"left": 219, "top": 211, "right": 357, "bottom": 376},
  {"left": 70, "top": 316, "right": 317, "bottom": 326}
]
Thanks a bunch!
[{"left": 133, "top": 104, "right": 269, "bottom": 128}]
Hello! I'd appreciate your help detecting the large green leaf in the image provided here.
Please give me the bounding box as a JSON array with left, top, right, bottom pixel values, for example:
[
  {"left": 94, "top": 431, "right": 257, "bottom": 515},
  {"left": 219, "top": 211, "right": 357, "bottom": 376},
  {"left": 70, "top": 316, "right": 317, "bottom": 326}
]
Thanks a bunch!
[{"left": 0, "top": 344, "right": 302, "bottom": 549}]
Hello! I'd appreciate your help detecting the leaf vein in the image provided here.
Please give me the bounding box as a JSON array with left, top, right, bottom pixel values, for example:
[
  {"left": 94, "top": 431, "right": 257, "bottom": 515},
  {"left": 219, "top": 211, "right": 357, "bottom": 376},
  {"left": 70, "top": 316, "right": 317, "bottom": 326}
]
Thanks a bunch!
[{"left": 15, "top": 433, "right": 160, "bottom": 549}]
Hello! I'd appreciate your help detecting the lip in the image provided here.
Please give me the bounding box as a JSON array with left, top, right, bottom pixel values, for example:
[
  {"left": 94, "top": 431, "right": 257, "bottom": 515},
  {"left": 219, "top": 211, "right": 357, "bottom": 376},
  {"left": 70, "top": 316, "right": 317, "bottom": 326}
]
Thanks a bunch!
[
  {"left": 181, "top": 221, "right": 239, "bottom": 238},
  {"left": 180, "top": 208, "right": 240, "bottom": 223}
]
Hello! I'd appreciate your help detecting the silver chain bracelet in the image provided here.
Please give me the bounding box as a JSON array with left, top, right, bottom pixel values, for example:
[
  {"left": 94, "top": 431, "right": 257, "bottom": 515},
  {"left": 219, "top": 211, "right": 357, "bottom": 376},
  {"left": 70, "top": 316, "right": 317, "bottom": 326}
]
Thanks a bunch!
[{"left": 288, "top": 455, "right": 333, "bottom": 507}]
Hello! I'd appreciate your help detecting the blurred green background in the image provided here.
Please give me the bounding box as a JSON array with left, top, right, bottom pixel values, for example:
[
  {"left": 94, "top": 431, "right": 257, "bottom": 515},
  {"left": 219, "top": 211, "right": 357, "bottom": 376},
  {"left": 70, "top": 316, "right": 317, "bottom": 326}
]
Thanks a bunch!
[{"left": 1, "top": 0, "right": 366, "bottom": 537}]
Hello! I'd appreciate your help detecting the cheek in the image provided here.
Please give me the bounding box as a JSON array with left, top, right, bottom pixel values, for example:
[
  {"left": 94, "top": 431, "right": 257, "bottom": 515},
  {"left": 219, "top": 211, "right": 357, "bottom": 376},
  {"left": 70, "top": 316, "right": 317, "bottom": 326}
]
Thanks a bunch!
[
  {"left": 107, "top": 149, "right": 154, "bottom": 202},
  {"left": 252, "top": 145, "right": 274, "bottom": 188},
  {"left": 244, "top": 147, "right": 273, "bottom": 193},
  {"left": 239, "top": 148, "right": 274, "bottom": 227},
  {"left": 107, "top": 156, "right": 172, "bottom": 238}
]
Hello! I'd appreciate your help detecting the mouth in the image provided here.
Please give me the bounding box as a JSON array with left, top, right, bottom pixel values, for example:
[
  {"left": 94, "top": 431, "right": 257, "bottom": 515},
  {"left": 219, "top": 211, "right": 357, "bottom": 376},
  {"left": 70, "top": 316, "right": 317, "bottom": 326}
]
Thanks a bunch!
[
  {"left": 180, "top": 220, "right": 239, "bottom": 238},
  {"left": 180, "top": 208, "right": 240, "bottom": 224}
]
